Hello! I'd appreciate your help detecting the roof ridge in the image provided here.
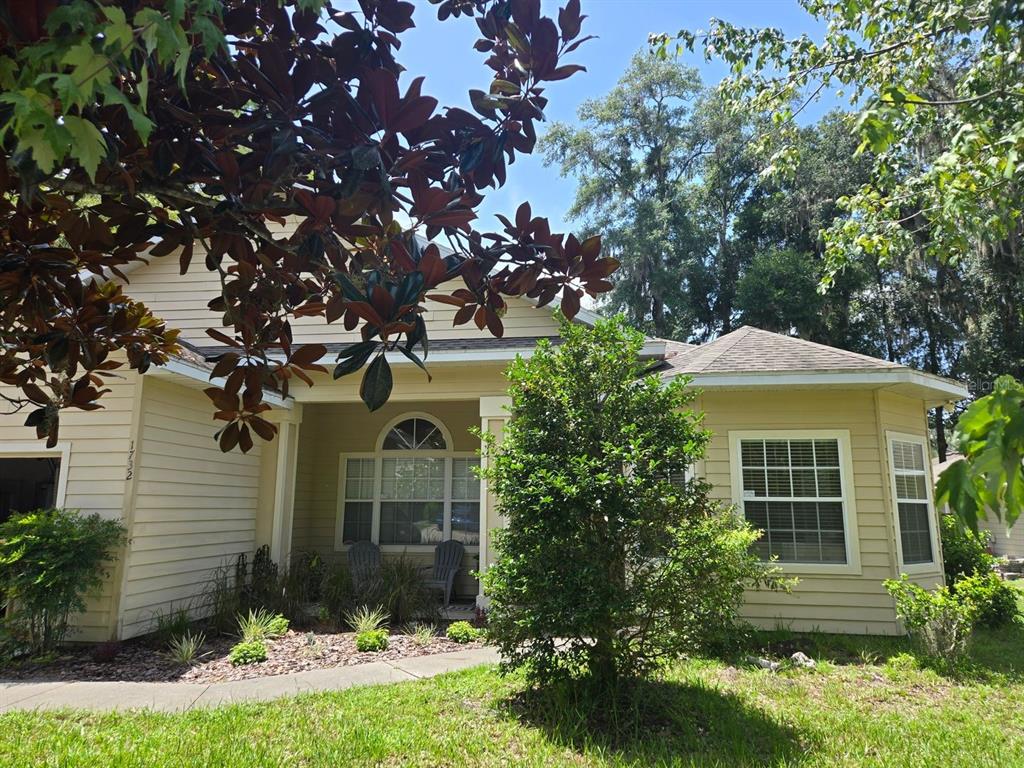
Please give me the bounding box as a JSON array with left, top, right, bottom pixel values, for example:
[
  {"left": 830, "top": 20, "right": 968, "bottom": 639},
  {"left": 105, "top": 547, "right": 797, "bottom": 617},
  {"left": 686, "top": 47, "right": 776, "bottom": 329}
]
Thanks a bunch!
[
  {"left": 740, "top": 326, "right": 902, "bottom": 368},
  {"left": 689, "top": 326, "right": 753, "bottom": 372}
]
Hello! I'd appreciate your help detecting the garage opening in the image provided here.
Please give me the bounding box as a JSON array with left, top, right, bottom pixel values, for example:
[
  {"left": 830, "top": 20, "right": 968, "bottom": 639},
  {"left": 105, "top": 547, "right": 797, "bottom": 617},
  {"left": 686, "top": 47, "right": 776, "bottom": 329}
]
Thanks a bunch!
[{"left": 0, "top": 456, "right": 62, "bottom": 524}]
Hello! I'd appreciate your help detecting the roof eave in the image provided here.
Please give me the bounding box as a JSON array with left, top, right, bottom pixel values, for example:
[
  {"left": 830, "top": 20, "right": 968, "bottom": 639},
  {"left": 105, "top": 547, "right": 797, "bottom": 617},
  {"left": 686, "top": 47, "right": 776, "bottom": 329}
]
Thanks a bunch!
[{"left": 668, "top": 368, "right": 968, "bottom": 403}]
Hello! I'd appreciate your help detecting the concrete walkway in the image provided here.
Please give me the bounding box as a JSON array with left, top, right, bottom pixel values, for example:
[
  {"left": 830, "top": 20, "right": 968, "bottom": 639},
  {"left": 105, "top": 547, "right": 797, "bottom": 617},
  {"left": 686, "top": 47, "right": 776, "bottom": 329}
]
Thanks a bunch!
[{"left": 0, "top": 647, "right": 499, "bottom": 714}]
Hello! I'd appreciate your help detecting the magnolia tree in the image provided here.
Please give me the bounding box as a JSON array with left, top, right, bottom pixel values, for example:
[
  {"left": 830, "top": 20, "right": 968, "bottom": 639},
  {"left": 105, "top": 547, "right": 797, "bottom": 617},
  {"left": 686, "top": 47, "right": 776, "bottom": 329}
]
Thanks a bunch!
[
  {"left": 0, "top": 0, "right": 617, "bottom": 451},
  {"left": 481, "top": 317, "right": 786, "bottom": 688}
]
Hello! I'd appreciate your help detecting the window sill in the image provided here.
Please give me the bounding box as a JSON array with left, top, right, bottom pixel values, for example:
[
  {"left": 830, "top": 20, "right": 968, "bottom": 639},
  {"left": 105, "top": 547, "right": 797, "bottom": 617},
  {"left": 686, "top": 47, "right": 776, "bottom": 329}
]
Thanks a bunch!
[{"left": 764, "top": 561, "right": 863, "bottom": 577}]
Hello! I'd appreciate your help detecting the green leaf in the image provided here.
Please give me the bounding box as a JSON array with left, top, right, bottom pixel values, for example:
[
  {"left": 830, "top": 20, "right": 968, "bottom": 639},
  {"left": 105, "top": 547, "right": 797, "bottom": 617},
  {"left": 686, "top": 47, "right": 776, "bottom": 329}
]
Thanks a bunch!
[
  {"left": 359, "top": 354, "right": 393, "bottom": 411},
  {"left": 333, "top": 341, "right": 378, "bottom": 378},
  {"left": 63, "top": 115, "right": 107, "bottom": 180},
  {"left": 100, "top": 84, "right": 154, "bottom": 143},
  {"left": 18, "top": 127, "right": 59, "bottom": 174},
  {"left": 60, "top": 42, "right": 111, "bottom": 103}
]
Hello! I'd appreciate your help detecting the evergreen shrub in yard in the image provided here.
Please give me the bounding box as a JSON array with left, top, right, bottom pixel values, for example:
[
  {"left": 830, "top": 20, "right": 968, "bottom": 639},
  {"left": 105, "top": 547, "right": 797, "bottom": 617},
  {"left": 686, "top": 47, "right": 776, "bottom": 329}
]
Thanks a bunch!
[{"left": 481, "top": 317, "right": 787, "bottom": 690}]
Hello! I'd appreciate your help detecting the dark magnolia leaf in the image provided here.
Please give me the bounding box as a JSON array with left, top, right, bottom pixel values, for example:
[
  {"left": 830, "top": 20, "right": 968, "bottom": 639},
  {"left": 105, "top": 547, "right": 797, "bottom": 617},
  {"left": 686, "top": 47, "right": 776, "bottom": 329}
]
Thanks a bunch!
[
  {"left": 218, "top": 422, "right": 241, "bottom": 452},
  {"left": 333, "top": 340, "right": 378, "bottom": 378},
  {"left": 238, "top": 424, "right": 254, "bottom": 453},
  {"left": 561, "top": 286, "right": 581, "bottom": 318},
  {"left": 360, "top": 353, "right": 393, "bottom": 411},
  {"left": 250, "top": 415, "right": 277, "bottom": 442},
  {"left": 290, "top": 343, "right": 327, "bottom": 369},
  {"left": 398, "top": 345, "right": 432, "bottom": 380},
  {"left": 333, "top": 271, "right": 366, "bottom": 301}
]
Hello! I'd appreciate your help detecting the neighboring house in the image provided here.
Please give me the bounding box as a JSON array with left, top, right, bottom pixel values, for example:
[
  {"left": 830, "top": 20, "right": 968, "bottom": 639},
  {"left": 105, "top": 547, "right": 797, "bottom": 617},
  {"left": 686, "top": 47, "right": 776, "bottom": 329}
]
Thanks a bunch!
[
  {"left": 0, "top": 248, "right": 968, "bottom": 640},
  {"left": 934, "top": 453, "right": 1024, "bottom": 559}
]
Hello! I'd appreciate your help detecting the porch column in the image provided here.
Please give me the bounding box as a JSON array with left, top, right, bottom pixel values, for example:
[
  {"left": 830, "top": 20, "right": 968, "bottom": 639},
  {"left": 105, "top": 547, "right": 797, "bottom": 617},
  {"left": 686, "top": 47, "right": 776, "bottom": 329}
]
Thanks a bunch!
[
  {"left": 477, "top": 395, "right": 511, "bottom": 608},
  {"left": 268, "top": 403, "right": 303, "bottom": 567}
]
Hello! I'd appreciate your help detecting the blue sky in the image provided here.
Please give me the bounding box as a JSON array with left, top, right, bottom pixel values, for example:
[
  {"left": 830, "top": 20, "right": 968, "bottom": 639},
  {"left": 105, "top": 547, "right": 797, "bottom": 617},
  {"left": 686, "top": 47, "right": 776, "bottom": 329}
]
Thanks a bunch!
[{"left": 395, "top": 0, "right": 828, "bottom": 234}]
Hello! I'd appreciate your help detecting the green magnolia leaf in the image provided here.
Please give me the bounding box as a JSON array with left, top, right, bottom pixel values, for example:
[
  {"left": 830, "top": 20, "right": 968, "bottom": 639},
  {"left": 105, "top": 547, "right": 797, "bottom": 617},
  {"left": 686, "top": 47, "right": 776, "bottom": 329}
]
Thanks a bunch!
[
  {"left": 63, "top": 115, "right": 107, "bottom": 180},
  {"left": 359, "top": 353, "right": 393, "bottom": 411}
]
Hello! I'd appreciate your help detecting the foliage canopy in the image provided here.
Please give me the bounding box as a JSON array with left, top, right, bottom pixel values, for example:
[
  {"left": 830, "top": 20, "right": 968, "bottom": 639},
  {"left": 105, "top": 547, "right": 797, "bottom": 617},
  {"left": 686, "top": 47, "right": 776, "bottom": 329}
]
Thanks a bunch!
[{"left": 0, "top": 0, "right": 616, "bottom": 451}]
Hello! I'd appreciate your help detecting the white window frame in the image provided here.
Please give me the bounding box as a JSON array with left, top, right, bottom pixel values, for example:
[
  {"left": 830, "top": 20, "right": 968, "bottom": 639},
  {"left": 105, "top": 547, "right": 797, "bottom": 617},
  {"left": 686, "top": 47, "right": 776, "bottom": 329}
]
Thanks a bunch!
[
  {"left": 886, "top": 431, "right": 941, "bottom": 574},
  {"left": 729, "top": 429, "right": 861, "bottom": 575},
  {"left": 334, "top": 413, "right": 480, "bottom": 553},
  {"left": 0, "top": 441, "right": 71, "bottom": 510}
]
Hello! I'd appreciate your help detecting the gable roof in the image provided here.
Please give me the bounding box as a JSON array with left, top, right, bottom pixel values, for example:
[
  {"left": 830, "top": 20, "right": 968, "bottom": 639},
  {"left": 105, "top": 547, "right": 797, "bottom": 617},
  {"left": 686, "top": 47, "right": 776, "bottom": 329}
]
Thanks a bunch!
[{"left": 659, "top": 325, "right": 967, "bottom": 404}]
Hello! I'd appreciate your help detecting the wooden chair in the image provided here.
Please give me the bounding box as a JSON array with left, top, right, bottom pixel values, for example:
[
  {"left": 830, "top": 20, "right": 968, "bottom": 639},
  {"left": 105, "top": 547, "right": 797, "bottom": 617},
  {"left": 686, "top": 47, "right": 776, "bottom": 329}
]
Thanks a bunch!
[
  {"left": 347, "top": 540, "right": 381, "bottom": 594},
  {"left": 424, "top": 539, "right": 464, "bottom": 607}
]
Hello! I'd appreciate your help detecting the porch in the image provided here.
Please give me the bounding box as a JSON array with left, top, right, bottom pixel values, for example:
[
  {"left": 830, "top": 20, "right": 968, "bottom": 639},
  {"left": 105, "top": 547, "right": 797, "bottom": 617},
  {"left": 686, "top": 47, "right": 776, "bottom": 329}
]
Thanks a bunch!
[{"left": 262, "top": 387, "right": 511, "bottom": 607}]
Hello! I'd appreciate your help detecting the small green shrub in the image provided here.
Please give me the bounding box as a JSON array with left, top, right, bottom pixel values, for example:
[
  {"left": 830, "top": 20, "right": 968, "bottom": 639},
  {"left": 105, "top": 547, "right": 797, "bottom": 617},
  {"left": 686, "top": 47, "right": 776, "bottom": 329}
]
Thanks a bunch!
[
  {"left": 228, "top": 640, "right": 267, "bottom": 666},
  {"left": 939, "top": 514, "right": 996, "bottom": 582},
  {"left": 237, "top": 608, "right": 285, "bottom": 643},
  {"left": 0, "top": 508, "right": 125, "bottom": 656},
  {"left": 885, "top": 575, "right": 978, "bottom": 668},
  {"left": 446, "top": 621, "right": 482, "bottom": 644},
  {"left": 166, "top": 631, "right": 205, "bottom": 665},
  {"left": 355, "top": 629, "right": 389, "bottom": 652},
  {"left": 267, "top": 614, "right": 290, "bottom": 637},
  {"left": 345, "top": 605, "right": 388, "bottom": 634},
  {"left": 953, "top": 571, "right": 1020, "bottom": 628}
]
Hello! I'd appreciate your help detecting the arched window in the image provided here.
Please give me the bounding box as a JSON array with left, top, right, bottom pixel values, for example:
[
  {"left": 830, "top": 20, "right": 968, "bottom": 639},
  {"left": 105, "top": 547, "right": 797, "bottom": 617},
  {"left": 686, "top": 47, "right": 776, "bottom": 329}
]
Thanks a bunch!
[{"left": 337, "top": 414, "right": 480, "bottom": 548}]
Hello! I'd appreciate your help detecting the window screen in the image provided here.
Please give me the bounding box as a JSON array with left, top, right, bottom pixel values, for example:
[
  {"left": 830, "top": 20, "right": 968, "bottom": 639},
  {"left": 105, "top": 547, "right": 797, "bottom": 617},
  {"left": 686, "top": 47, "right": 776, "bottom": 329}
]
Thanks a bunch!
[{"left": 739, "top": 438, "right": 847, "bottom": 564}]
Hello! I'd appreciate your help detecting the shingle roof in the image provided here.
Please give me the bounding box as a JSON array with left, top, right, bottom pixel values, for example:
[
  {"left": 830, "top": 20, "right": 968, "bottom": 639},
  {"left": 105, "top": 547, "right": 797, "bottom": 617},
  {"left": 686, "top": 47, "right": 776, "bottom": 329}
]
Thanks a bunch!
[{"left": 662, "top": 326, "right": 902, "bottom": 377}]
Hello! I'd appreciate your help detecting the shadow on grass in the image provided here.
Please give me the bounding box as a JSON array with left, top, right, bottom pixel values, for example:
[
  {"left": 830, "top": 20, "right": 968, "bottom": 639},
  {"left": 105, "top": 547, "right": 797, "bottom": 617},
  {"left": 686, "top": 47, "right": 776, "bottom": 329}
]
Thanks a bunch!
[{"left": 502, "top": 675, "right": 804, "bottom": 767}]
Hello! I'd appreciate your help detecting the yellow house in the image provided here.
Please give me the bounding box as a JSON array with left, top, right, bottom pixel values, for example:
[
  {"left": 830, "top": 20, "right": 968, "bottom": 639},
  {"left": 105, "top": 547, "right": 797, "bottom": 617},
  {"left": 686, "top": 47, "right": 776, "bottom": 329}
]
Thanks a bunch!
[{"left": 0, "top": 250, "right": 968, "bottom": 640}]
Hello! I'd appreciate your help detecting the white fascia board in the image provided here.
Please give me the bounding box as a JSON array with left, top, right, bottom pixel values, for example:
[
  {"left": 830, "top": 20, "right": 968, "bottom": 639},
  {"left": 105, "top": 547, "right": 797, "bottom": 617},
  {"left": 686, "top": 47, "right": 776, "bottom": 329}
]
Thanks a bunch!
[
  {"left": 675, "top": 368, "right": 969, "bottom": 400},
  {"left": 151, "top": 357, "right": 292, "bottom": 409},
  {"left": 380, "top": 338, "right": 666, "bottom": 365}
]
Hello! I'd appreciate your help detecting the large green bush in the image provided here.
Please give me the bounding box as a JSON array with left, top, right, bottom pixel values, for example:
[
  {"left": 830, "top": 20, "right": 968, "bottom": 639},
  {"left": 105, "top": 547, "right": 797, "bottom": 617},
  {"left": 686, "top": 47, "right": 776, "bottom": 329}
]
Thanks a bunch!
[
  {"left": 0, "top": 508, "right": 124, "bottom": 655},
  {"left": 481, "top": 317, "right": 786, "bottom": 688},
  {"left": 885, "top": 575, "right": 978, "bottom": 668},
  {"left": 939, "top": 514, "right": 996, "bottom": 583},
  {"left": 953, "top": 571, "right": 1020, "bottom": 629}
]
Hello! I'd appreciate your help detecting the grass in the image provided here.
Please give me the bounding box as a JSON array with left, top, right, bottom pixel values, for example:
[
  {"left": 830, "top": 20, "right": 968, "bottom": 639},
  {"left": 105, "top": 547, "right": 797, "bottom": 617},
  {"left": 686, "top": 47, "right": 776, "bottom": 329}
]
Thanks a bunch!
[{"left": 3, "top": 594, "right": 1024, "bottom": 766}]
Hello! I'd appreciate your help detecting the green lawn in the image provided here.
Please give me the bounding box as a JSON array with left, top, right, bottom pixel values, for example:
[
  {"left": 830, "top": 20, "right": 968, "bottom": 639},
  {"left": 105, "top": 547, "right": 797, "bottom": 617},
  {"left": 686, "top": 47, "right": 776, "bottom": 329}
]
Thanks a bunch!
[{"left": 3, "top": 620, "right": 1024, "bottom": 767}]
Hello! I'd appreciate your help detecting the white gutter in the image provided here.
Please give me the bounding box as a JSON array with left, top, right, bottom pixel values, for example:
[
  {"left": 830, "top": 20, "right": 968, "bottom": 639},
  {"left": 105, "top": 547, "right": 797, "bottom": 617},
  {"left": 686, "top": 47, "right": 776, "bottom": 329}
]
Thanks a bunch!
[
  {"left": 675, "top": 368, "right": 968, "bottom": 400},
  {"left": 151, "top": 357, "right": 292, "bottom": 409}
]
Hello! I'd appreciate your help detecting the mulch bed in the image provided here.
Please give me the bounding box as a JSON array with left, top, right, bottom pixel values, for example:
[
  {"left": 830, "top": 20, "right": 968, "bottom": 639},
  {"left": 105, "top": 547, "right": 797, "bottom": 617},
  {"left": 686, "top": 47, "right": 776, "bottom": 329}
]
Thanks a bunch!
[{"left": 0, "top": 629, "right": 484, "bottom": 685}]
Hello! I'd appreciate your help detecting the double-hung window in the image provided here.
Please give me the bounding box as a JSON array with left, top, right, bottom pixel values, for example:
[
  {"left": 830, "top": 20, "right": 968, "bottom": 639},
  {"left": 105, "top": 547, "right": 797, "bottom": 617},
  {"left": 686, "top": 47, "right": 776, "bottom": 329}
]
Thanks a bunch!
[
  {"left": 732, "top": 432, "right": 854, "bottom": 567},
  {"left": 887, "top": 432, "right": 937, "bottom": 569},
  {"left": 336, "top": 415, "right": 480, "bottom": 549}
]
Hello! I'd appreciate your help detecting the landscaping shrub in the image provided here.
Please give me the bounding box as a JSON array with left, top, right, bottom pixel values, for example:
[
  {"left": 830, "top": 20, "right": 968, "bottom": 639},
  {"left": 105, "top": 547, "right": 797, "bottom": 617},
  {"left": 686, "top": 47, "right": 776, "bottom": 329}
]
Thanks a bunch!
[
  {"left": 0, "top": 508, "right": 125, "bottom": 656},
  {"left": 321, "top": 563, "right": 357, "bottom": 623},
  {"left": 237, "top": 609, "right": 288, "bottom": 643},
  {"left": 372, "top": 557, "right": 434, "bottom": 625},
  {"left": 345, "top": 605, "right": 388, "bottom": 634},
  {"left": 404, "top": 622, "right": 436, "bottom": 647},
  {"left": 446, "top": 621, "right": 481, "bottom": 644},
  {"left": 953, "top": 571, "right": 1020, "bottom": 628},
  {"left": 355, "top": 629, "right": 389, "bottom": 652},
  {"left": 939, "top": 514, "right": 996, "bottom": 582},
  {"left": 482, "top": 317, "right": 788, "bottom": 689},
  {"left": 149, "top": 604, "right": 192, "bottom": 647},
  {"left": 884, "top": 575, "right": 978, "bottom": 668},
  {"left": 228, "top": 640, "right": 267, "bottom": 666},
  {"left": 166, "top": 631, "right": 205, "bottom": 665}
]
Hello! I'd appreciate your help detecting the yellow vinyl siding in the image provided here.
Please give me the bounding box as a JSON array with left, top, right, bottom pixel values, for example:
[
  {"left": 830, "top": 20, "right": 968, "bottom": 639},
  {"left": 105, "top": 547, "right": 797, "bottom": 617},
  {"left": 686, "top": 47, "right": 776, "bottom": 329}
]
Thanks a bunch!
[
  {"left": 119, "top": 249, "right": 563, "bottom": 343},
  {"left": 698, "top": 389, "right": 904, "bottom": 635},
  {"left": 292, "top": 400, "right": 481, "bottom": 597},
  {"left": 118, "top": 377, "right": 263, "bottom": 638},
  {"left": 0, "top": 376, "right": 138, "bottom": 641}
]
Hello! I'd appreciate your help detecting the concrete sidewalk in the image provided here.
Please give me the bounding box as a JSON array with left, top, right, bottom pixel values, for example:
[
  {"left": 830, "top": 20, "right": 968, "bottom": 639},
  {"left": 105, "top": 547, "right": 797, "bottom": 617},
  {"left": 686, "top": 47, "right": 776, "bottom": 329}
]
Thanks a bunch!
[{"left": 0, "top": 647, "right": 499, "bottom": 714}]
